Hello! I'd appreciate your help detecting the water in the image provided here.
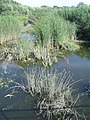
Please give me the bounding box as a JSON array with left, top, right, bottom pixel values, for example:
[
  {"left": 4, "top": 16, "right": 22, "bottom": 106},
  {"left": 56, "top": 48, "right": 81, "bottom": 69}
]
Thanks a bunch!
[
  {"left": 21, "top": 33, "right": 36, "bottom": 41},
  {"left": 0, "top": 46, "right": 90, "bottom": 120},
  {"left": 21, "top": 24, "right": 36, "bottom": 42}
]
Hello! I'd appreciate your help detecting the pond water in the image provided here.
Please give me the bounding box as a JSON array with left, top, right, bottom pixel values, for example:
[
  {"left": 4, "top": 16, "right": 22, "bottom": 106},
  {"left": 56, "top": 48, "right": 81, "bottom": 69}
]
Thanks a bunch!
[
  {"left": 0, "top": 46, "right": 90, "bottom": 120},
  {"left": 21, "top": 24, "right": 36, "bottom": 42},
  {"left": 21, "top": 33, "right": 36, "bottom": 41}
]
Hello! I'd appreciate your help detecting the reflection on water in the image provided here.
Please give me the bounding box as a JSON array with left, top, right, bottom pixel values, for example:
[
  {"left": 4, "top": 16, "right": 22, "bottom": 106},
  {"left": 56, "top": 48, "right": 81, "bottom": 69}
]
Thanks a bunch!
[
  {"left": 21, "top": 33, "right": 36, "bottom": 41},
  {"left": 21, "top": 23, "right": 36, "bottom": 42},
  {"left": 0, "top": 46, "right": 90, "bottom": 120},
  {"left": 1, "top": 60, "right": 10, "bottom": 71}
]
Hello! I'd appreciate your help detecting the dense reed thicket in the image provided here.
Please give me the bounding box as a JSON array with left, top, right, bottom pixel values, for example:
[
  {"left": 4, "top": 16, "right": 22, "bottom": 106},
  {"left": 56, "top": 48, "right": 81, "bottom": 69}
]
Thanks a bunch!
[
  {"left": 1, "top": 0, "right": 90, "bottom": 41},
  {"left": 30, "top": 3, "right": 90, "bottom": 41},
  {"left": 56, "top": 4, "right": 90, "bottom": 40},
  {"left": 0, "top": 16, "right": 22, "bottom": 44},
  {"left": 33, "top": 13, "right": 79, "bottom": 50}
]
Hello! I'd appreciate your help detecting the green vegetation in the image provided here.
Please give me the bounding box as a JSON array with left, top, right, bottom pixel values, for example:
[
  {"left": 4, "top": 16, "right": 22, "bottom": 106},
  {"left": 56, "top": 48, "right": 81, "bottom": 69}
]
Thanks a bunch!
[
  {"left": 33, "top": 13, "right": 79, "bottom": 50},
  {"left": 11, "top": 69, "right": 80, "bottom": 120},
  {"left": 0, "top": 0, "right": 32, "bottom": 15},
  {"left": 3, "top": 40, "right": 60, "bottom": 67},
  {"left": 1, "top": 0, "right": 90, "bottom": 66},
  {"left": 0, "top": 0, "right": 90, "bottom": 41},
  {"left": 14, "top": 40, "right": 35, "bottom": 61},
  {"left": 0, "top": 1, "right": 89, "bottom": 120},
  {"left": 55, "top": 3, "right": 90, "bottom": 41},
  {"left": 0, "top": 15, "right": 22, "bottom": 44},
  {"left": 0, "top": 77, "right": 12, "bottom": 88},
  {"left": 30, "top": 3, "right": 90, "bottom": 41}
]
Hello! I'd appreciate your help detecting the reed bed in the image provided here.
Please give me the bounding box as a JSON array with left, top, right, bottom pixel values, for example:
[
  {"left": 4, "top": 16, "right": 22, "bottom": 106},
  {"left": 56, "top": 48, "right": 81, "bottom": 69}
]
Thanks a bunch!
[
  {"left": 3, "top": 39, "right": 59, "bottom": 66},
  {"left": 0, "top": 15, "right": 22, "bottom": 44},
  {"left": 33, "top": 13, "right": 79, "bottom": 50},
  {"left": 0, "top": 14, "right": 79, "bottom": 66}
]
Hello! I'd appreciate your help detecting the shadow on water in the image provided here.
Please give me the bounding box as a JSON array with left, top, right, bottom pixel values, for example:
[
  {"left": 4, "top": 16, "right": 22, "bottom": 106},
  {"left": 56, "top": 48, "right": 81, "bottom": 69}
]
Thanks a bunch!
[{"left": 0, "top": 45, "right": 90, "bottom": 119}]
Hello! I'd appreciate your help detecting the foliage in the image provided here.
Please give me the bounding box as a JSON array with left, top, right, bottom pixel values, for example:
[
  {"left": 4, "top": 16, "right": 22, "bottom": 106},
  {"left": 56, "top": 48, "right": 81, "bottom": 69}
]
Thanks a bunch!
[
  {"left": 30, "top": 3, "right": 90, "bottom": 41},
  {"left": 57, "top": 4, "right": 90, "bottom": 40},
  {"left": 33, "top": 13, "right": 79, "bottom": 50},
  {"left": 7, "top": 40, "right": 59, "bottom": 67},
  {"left": 0, "top": 0, "right": 32, "bottom": 15},
  {"left": 15, "top": 40, "right": 35, "bottom": 61},
  {"left": 29, "top": 7, "right": 52, "bottom": 20},
  {"left": 0, "top": 15, "right": 22, "bottom": 44},
  {"left": 0, "top": 0, "right": 90, "bottom": 41}
]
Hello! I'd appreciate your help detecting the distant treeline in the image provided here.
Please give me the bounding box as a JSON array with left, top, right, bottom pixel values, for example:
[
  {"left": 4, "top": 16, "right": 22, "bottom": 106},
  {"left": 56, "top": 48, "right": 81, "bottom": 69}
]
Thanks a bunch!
[{"left": 0, "top": 0, "right": 90, "bottom": 40}]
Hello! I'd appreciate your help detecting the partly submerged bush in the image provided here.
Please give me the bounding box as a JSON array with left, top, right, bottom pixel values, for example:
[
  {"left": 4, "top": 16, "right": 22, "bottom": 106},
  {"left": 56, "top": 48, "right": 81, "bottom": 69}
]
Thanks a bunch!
[
  {"left": 0, "top": 15, "right": 22, "bottom": 44},
  {"left": 33, "top": 13, "right": 79, "bottom": 50}
]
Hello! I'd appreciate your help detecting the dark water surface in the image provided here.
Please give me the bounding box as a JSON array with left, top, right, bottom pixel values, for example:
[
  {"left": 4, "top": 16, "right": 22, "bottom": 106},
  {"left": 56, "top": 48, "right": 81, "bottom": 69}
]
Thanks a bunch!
[{"left": 0, "top": 46, "right": 90, "bottom": 120}]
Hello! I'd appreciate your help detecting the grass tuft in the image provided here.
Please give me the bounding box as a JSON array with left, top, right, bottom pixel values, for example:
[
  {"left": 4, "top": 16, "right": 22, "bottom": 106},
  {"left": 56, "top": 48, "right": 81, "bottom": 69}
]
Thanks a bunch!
[{"left": 10, "top": 68, "right": 81, "bottom": 120}]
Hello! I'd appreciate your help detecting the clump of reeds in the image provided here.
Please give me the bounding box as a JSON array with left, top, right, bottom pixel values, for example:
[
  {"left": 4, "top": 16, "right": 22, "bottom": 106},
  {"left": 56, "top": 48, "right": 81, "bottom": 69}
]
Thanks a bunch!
[
  {"left": 11, "top": 68, "right": 80, "bottom": 120},
  {"left": 6, "top": 39, "right": 58, "bottom": 66},
  {"left": 33, "top": 44, "right": 59, "bottom": 66},
  {"left": 0, "top": 15, "right": 22, "bottom": 44},
  {"left": 33, "top": 13, "right": 79, "bottom": 50},
  {"left": 14, "top": 40, "right": 35, "bottom": 61}
]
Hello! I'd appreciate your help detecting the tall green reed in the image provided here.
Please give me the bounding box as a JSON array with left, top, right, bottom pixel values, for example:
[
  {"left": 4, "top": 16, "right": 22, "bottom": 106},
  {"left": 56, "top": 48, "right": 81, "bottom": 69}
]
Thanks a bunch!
[
  {"left": 0, "top": 15, "right": 22, "bottom": 44},
  {"left": 33, "top": 13, "right": 79, "bottom": 50}
]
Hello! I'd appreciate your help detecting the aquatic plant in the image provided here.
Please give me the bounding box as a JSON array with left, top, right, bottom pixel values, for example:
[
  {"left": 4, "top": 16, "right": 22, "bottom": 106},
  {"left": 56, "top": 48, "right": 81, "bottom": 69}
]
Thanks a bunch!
[
  {"left": 14, "top": 40, "right": 35, "bottom": 61},
  {"left": 7, "top": 40, "right": 59, "bottom": 67},
  {"left": 10, "top": 68, "right": 81, "bottom": 120},
  {"left": 0, "top": 15, "right": 22, "bottom": 44},
  {"left": 33, "top": 44, "right": 59, "bottom": 66},
  {"left": 28, "top": 69, "right": 80, "bottom": 120},
  {"left": 0, "top": 77, "right": 13, "bottom": 88}
]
